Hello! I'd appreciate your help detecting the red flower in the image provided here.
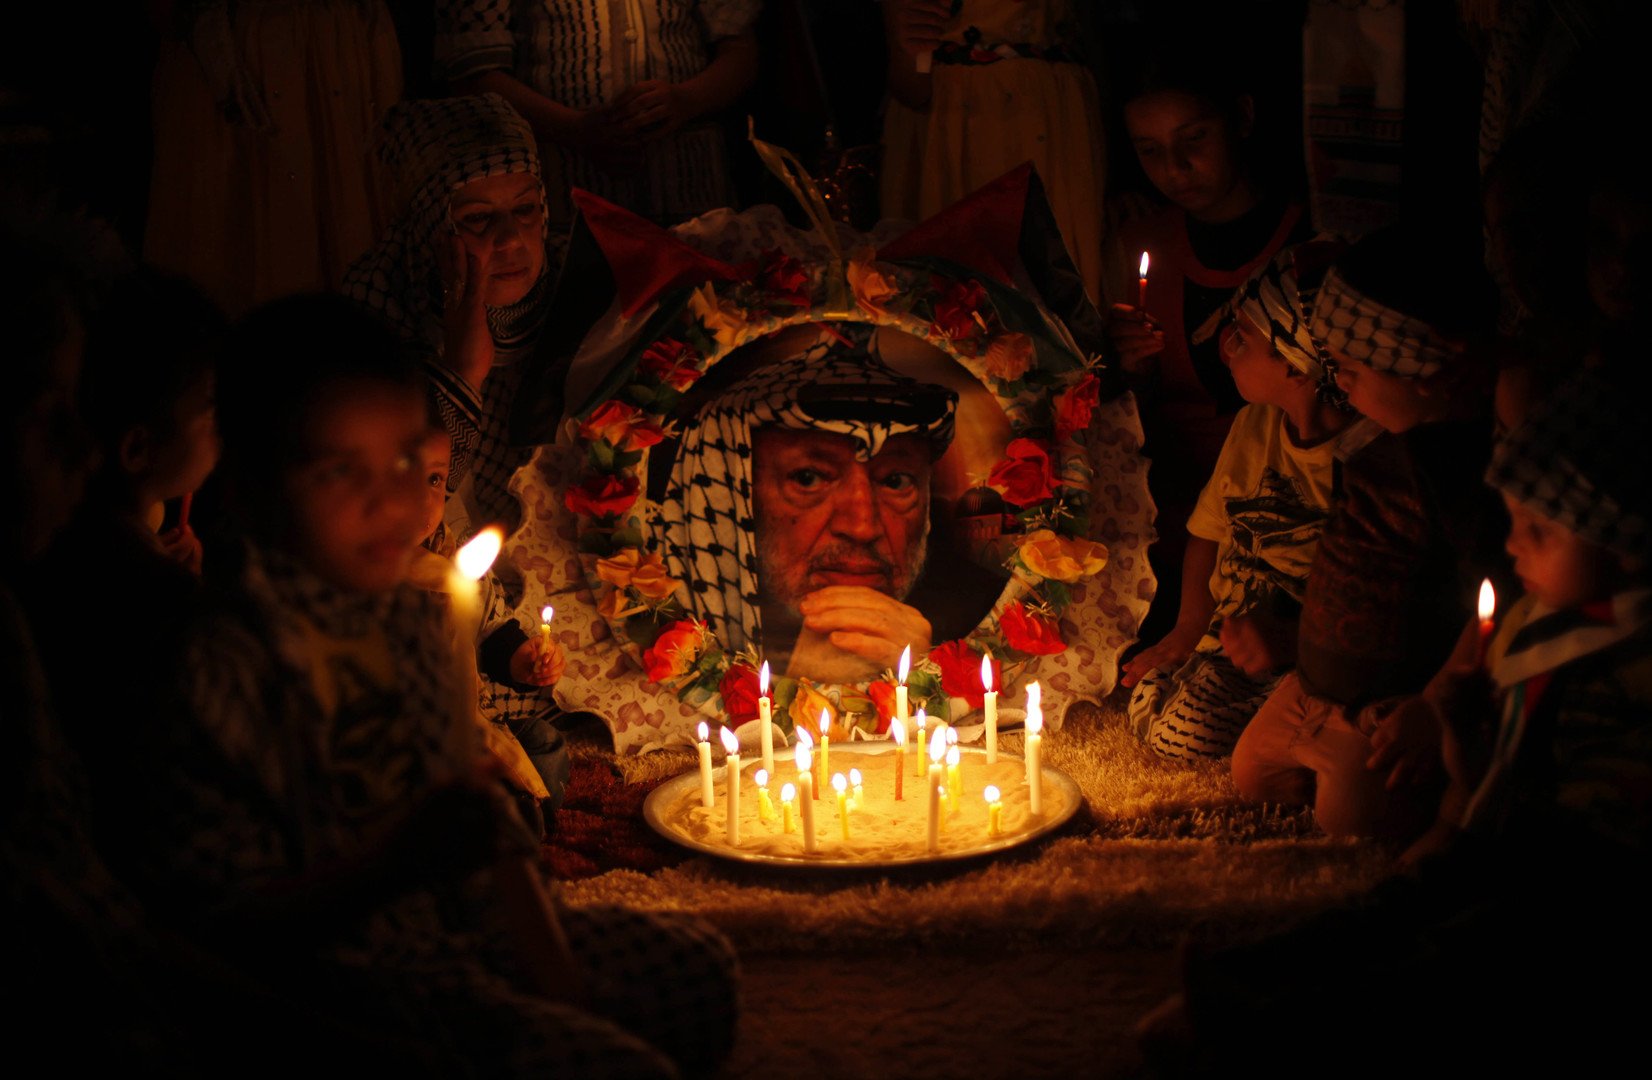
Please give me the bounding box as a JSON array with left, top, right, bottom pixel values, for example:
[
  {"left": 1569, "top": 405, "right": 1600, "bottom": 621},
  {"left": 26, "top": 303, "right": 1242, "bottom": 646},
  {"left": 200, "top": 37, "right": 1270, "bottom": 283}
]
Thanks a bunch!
[
  {"left": 758, "top": 248, "right": 812, "bottom": 307},
  {"left": 999, "top": 602, "right": 1067, "bottom": 655},
  {"left": 563, "top": 473, "right": 639, "bottom": 518},
  {"left": 1054, "top": 373, "right": 1101, "bottom": 442},
  {"left": 929, "top": 639, "right": 998, "bottom": 711},
  {"left": 930, "top": 276, "right": 990, "bottom": 341},
  {"left": 866, "top": 680, "right": 898, "bottom": 734},
  {"left": 987, "top": 438, "right": 1057, "bottom": 507},
  {"left": 578, "top": 400, "right": 666, "bottom": 451},
  {"left": 639, "top": 339, "right": 703, "bottom": 390},
  {"left": 641, "top": 619, "right": 706, "bottom": 683},
  {"left": 719, "top": 662, "right": 761, "bottom": 725}
]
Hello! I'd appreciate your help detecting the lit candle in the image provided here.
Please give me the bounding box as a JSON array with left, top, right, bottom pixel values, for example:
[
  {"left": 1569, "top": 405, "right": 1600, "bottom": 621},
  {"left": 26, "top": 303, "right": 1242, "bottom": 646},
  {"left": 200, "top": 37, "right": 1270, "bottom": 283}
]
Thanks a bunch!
[
  {"left": 926, "top": 726, "right": 946, "bottom": 852},
  {"left": 1476, "top": 579, "right": 1497, "bottom": 667},
  {"left": 896, "top": 645, "right": 911, "bottom": 738},
  {"left": 946, "top": 744, "right": 961, "bottom": 812},
  {"left": 833, "top": 773, "right": 850, "bottom": 842},
  {"left": 796, "top": 739, "right": 817, "bottom": 853},
  {"left": 755, "top": 768, "right": 775, "bottom": 823},
  {"left": 915, "top": 707, "right": 928, "bottom": 778},
  {"left": 1138, "top": 250, "right": 1150, "bottom": 310},
  {"left": 849, "top": 767, "right": 863, "bottom": 808},
  {"left": 696, "top": 721, "right": 714, "bottom": 808},
  {"left": 538, "top": 604, "right": 554, "bottom": 656},
  {"left": 758, "top": 660, "right": 775, "bottom": 776},
  {"left": 819, "top": 707, "right": 832, "bottom": 796},
  {"left": 1023, "top": 681, "right": 1041, "bottom": 787},
  {"left": 985, "top": 785, "right": 1002, "bottom": 837},
  {"left": 720, "top": 726, "right": 741, "bottom": 847},
  {"left": 982, "top": 652, "right": 998, "bottom": 764},
  {"left": 781, "top": 782, "right": 797, "bottom": 834},
  {"left": 1025, "top": 693, "right": 1043, "bottom": 817},
  {"left": 890, "top": 720, "right": 906, "bottom": 801}
]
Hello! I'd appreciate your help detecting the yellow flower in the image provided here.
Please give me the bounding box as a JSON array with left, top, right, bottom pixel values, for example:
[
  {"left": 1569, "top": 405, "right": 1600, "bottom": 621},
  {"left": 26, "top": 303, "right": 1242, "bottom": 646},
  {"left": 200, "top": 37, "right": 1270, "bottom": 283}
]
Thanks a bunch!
[
  {"left": 597, "top": 547, "right": 680, "bottom": 602},
  {"left": 688, "top": 283, "right": 748, "bottom": 349},
  {"left": 982, "top": 332, "right": 1035, "bottom": 382},
  {"left": 1018, "top": 529, "right": 1109, "bottom": 582},
  {"left": 598, "top": 587, "right": 648, "bottom": 622},
  {"left": 595, "top": 548, "right": 643, "bottom": 588},
  {"left": 847, "top": 258, "right": 900, "bottom": 314},
  {"left": 789, "top": 680, "right": 837, "bottom": 739}
]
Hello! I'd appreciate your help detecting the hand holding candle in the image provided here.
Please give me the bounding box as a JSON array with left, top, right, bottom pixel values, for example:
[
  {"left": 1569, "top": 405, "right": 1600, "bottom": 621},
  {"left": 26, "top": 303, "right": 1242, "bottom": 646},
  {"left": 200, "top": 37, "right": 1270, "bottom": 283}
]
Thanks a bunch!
[
  {"left": 720, "top": 726, "right": 741, "bottom": 846},
  {"left": 696, "top": 721, "right": 714, "bottom": 808}
]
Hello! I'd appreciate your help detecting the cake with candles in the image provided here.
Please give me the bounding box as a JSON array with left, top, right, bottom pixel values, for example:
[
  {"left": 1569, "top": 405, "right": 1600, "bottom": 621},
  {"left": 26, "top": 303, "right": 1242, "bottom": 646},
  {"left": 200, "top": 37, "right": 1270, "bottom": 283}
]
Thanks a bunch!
[{"left": 648, "top": 723, "right": 1077, "bottom": 863}]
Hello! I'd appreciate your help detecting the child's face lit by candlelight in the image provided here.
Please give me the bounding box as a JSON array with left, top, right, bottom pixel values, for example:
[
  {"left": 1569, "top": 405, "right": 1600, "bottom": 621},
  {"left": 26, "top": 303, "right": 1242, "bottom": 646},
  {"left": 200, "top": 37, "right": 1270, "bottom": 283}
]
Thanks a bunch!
[
  {"left": 1501, "top": 493, "right": 1624, "bottom": 610},
  {"left": 281, "top": 380, "right": 430, "bottom": 592},
  {"left": 1125, "top": 90, "right": 1253, "bottom": 223},
  {"left": 417, "top": 430, "right": 452, "bottom": 544}
]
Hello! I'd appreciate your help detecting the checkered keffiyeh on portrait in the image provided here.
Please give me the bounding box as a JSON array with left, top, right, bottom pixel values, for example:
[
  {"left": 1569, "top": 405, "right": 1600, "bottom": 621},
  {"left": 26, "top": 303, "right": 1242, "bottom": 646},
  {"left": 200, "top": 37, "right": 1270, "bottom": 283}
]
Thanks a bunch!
[
  {"left": 1486, "top": 370, "right": 1651, "bottom": 562},
  {"left": 1309, "top": 265, "right": 1458, "bottom": 379},
  {"left": 653, "top": 326, "right": 958, "bottom": 653}
]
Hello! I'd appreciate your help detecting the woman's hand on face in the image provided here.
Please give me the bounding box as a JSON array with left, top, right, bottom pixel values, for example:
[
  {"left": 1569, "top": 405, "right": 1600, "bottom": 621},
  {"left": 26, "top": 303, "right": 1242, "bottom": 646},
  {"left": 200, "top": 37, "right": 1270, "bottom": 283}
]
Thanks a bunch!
[{"left": 439, "top": 232, "right": 495, "bottom": 387}]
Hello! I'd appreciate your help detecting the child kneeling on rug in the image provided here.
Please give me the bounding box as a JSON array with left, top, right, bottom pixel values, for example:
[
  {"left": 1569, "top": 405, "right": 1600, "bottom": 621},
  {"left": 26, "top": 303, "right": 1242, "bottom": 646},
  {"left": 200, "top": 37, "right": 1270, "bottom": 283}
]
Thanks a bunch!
[
  {"left": 144, "top": 295, "right": 737, "bottom": 1079},
  {"left": 1124, "top": 240, "right": 1353, "bottom": 760},
  {"left": 1230, "top": 227, "right": 1505, "bottom": 840},
  {"left": 1137, "top": 365, "right": 1652, "bottom": 1077}
]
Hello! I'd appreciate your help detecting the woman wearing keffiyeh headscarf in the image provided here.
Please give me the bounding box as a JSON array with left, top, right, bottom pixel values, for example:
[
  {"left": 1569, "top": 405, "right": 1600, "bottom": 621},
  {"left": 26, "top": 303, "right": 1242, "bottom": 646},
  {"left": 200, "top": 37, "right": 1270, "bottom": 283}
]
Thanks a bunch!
[{"left": 342, "top": 92, "right": 558, "bottom": 533}]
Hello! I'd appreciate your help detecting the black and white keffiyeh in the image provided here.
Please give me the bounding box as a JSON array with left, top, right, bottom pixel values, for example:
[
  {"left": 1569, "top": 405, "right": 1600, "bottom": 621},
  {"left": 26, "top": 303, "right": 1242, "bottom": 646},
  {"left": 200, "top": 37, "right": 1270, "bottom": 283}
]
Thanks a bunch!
[
  {"left": 1486, "top": 370, "right": 1651, "bottom": 562},
  {"left": 1309, "top": 265, "right": 1458, "bottom": 379},
  {"left": 653, "top": 325, "right": 958, "bottom": 652},
  {"left": 1195, "top": 239, "right": 1347, "bottom": 403}
]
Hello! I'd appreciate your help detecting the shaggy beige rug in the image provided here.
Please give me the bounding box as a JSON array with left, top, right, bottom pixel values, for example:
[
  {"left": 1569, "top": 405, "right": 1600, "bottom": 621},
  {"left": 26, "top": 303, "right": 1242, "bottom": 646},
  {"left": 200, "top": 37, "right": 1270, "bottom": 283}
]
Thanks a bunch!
[{"left": 560, "top": 692, "right": 1393, "bottom": 1078}]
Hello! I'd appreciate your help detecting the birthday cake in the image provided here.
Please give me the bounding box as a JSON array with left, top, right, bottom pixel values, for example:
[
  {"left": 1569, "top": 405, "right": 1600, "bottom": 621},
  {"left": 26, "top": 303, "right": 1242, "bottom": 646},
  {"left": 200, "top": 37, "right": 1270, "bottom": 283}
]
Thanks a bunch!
[{"left": 649, "top": 744, "right": 1077, "bottom": 863}]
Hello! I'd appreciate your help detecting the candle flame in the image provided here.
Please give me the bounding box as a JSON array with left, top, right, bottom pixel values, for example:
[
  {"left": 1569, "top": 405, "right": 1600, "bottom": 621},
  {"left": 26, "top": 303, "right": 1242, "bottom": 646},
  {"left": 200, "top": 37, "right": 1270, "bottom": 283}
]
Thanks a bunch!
[
  {"left": 540, "top": 604, "right": 554, "bottom": 623},
  {"left": 796, "top": 727, "right": 814, "bottom": 750},
  {"left": 946, "top": 726, "right": 958, "bottom": 746},
  {"left": 984, "top": 785, "right": 1001, "bottom": 803},
  {"left": 1139, "top": 250, "right": 1150, "bottom": 277},
  {"left": 946, "top": 745, "right": 960, "bottom": 767},
  {"left": 1026, "top": 680, "right": 1041, "bottom": 712},
  {"left": 898, "top": 645, "right": 911, "bottom": 683},
  {"left": 850, "top": 768, "right": 862, "bottom": 787},
  {"left": 916, "top": 707, "right": 927, "bottom": 727},
  {"left": 795, "top": 741, "right": 812, "bottom": 771},
  {"left": 980, "top": 651, "right": 994, "bottom": 692},
  {"left": 1478, "top": 578, "right": 1496, "bottom": 622},
  {"left": 759, "top": 659, "right": 770, "bottom": 695},
  {"left": 929, "top": 726, "right": 947, "bottom": 763},
  {"left": 833, "top": 772, "right": 847, "bottom": 794},
  {"left": 820, "top": 707, "right": 831, "bottom": 737},
  {"left": 697, "top": 721, "right": 708, "bottom": 742},
  {"left": 719, "top": 726, "right": 739, "bottom": 755},
  {"left": 454, "top": 525, "right": 504, "bottom": 580},
  {"left": 754, "top": 768, "right": 768, "bottom": 788},
  {"left": 781, "top": 782, "right": 796, "bottom": 804},
  {"left": 890, "top": 720, "right": 906, "bottom": 747},
  {"left": 1026, "top": 706, "right": 1044, "bottom": 736}
]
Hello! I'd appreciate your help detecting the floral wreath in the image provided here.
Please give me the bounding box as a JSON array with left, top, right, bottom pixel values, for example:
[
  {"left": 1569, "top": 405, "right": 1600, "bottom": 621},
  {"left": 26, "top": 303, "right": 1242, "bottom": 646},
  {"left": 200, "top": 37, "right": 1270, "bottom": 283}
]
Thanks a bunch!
[{"left": 560, "top": 162, "right": 1110, "bottom": 744}]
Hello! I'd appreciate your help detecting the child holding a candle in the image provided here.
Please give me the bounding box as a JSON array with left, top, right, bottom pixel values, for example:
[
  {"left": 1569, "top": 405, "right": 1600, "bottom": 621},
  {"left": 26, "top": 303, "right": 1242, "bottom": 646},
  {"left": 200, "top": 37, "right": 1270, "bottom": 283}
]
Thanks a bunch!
[
  {"left": 1123, "top": 241, "right": 1352, "bottom": 762},
  {"left": 1230, "top": 227, "right": 1507, "bottom": 841},
  {"left": 1109, "top": 33, "right": 1314, "bottom": 649},
  {"left": 140, "top": 295, "right": 740, "bottom": 1078},
  {"left": 409, "top": 424, "right": 570, "bottom": 819}
]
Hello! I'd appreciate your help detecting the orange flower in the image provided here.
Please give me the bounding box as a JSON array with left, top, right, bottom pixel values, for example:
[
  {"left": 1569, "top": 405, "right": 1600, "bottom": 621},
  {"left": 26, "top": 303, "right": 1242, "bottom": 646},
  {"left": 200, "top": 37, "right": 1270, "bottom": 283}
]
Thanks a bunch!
[
  {"left": 1017, "top": 529, "right": 1108, "bottom": 582},
  {"left": 988, "top": 438, "right": 1056, "bottom": 507},
  {"left": 598, "top": 587, "right": 648, "bottom": 622},
  {"left": 1054, "top": 373, "right": 1101, "bottom": 442},
  {"left": 982, "top": 332, "right": 1035, "bottom": 382},
  {"left": 563, "top": 474, "right": 639, "bottom": 518},
  {"left": 788, "top": 680, "right": 836, "bottom": 738},
  {"left": 595, "top": 547, "right": 678, "bottom": 600},
  {"left": 641, "top": 619, "right": 707, "bottom": 683},
  {"left": 578, "top": 400, "right": 666, "bottom": 451},
  {"left": 689, "top": 283, "right": 748, "bottom": 349},
  {"left": 998, "top": 601, "right": 1067, "bottom": 655},
  {"left": 847, "top": 258, "right": 901, "bottom": 314}
]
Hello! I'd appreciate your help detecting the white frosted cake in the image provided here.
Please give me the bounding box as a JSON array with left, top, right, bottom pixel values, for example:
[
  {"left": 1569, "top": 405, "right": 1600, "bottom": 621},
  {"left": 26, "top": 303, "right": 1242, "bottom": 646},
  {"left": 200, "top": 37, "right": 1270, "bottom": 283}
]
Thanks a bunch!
[{"left": 651, "top": 745, "right": 1075, "bottom": 862}]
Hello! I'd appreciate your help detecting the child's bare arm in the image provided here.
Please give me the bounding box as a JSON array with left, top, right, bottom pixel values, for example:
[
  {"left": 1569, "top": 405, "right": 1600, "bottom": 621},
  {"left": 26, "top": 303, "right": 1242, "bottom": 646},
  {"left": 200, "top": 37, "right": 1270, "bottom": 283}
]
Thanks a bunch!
[{"left": 1122, "top": 536, "right": 1218, "bottom": 687}]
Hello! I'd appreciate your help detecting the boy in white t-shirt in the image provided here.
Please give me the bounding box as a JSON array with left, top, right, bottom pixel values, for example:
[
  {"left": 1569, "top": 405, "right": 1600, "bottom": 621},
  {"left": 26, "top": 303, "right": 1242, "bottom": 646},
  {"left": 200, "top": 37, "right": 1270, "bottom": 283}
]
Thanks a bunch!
[{"left": 1125, "top": 242, "right": 1361, "bottom": 760}]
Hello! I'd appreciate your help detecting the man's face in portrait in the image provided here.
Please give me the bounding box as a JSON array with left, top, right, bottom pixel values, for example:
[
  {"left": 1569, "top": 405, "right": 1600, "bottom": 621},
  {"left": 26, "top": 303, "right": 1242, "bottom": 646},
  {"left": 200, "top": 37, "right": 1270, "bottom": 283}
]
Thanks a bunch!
[{"left": 752, "top": 428, "right": 931, "bottom": 618}]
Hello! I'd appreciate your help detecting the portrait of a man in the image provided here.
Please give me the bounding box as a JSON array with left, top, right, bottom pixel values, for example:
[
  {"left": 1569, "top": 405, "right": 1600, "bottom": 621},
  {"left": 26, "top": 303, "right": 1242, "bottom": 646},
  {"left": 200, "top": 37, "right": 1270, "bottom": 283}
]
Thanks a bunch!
[{"left": 651, "top": 325, "right": 1007, "bottom": 683}]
